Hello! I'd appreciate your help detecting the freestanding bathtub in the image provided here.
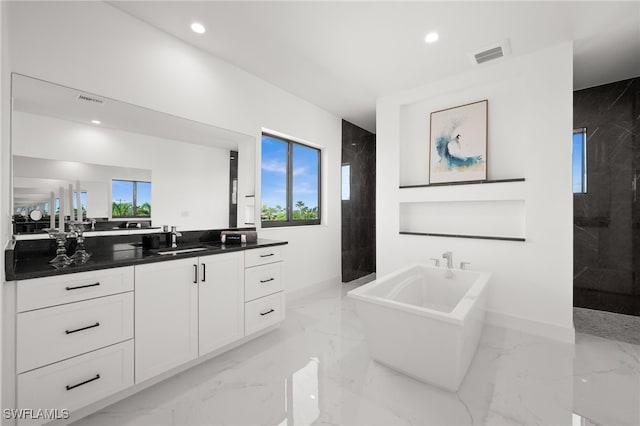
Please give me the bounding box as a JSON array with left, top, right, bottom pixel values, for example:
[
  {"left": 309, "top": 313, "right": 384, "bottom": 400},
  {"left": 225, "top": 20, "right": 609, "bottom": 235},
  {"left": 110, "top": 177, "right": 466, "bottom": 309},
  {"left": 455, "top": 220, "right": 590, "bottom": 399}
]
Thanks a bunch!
[{"left": 348, "top": 263, "right": 491, "bottom": 391}]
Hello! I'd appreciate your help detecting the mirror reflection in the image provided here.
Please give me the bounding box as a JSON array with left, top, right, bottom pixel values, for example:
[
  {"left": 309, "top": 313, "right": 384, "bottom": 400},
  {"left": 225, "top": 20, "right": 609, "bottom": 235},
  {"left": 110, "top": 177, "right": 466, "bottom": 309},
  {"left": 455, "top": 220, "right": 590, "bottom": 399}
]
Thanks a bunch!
[{"left": 11, "top": 74, "right": 254, "bottom": 235}]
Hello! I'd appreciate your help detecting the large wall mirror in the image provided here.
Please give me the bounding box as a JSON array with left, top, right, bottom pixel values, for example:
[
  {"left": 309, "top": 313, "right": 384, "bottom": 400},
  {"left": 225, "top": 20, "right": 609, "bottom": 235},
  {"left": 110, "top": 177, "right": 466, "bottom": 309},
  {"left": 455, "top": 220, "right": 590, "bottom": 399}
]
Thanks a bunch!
[{"left": 11, "top": 74, "right": 254, "bottom": 235}]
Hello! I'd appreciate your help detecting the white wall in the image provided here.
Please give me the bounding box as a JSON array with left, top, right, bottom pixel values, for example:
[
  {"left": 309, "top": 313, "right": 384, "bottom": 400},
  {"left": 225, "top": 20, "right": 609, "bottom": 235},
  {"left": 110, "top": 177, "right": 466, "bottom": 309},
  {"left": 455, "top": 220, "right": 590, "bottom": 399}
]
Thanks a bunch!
[
  {"left": 13, "top": 111, "right": 229, "bottom": 228},
  {"left": 3, "top": 1, "right": 342, "bottom": 293},
  {"left": 377, "top": 43, "right": 574, "bottom": 342}
]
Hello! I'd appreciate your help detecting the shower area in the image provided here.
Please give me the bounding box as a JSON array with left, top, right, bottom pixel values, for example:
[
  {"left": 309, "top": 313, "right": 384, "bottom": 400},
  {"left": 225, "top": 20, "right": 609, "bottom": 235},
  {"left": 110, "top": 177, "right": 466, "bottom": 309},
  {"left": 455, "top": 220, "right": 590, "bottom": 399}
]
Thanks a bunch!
[
  {"left": 573, "top": 77, "right": 640, "bottom": 317},
  {"left": 341, "top": 120, "right": 376, "bottom": 283}
]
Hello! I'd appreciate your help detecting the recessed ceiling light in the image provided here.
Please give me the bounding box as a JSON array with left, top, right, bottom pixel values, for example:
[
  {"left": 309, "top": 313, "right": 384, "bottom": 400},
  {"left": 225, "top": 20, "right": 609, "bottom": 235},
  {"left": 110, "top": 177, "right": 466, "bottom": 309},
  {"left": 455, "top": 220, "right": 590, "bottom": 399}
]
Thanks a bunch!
[
  {"left": 91, "top": 120, "right": 101, "bottom": 125},
  {"left": 425, "top": 32, "right": 439, "bottom": 44},
  {"left": 191, "top": 22, "right": 206, "bottom": 34}
]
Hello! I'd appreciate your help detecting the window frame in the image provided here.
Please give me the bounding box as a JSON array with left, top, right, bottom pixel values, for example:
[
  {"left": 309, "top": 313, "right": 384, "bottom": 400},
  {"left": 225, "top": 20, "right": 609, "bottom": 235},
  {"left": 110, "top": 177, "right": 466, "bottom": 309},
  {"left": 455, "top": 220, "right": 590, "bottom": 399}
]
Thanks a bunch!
[
  {"left": 111, "top": 179, "right": 152, "bottom": 219},
  {"left": 261, "top": 132, "right": 321, "bottom": 228}
]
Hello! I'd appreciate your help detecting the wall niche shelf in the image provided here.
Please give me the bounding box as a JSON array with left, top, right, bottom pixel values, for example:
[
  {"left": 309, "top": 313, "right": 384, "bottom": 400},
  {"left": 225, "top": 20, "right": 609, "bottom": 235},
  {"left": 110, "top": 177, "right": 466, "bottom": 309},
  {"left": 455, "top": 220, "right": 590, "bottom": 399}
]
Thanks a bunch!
[
  {"left": 399, "top": 178, "right": 525, "bottom": 189},
  {"left": 398, "top": 178, "right": 526, "bottom": 204},
  {"left": 244, "top": 195, "right": 256, "bottom": 225},
  {"left": 399, "top": 231, "right": 526, "bottom": 242}
]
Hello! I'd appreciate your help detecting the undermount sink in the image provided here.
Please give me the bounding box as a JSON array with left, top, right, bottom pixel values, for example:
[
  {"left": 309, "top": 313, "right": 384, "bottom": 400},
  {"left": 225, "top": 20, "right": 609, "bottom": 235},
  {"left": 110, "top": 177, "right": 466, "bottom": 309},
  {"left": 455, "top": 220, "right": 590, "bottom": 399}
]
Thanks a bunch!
[{"left": 156, "top": 247, "right": 209, "bottom": 256}]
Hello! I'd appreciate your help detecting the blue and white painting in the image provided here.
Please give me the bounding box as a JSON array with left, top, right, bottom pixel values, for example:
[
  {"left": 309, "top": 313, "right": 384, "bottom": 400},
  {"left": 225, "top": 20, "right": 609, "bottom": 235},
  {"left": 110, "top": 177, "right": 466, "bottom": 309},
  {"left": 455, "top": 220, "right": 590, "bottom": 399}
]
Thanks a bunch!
[{"left": 429, "top": 100, "right": 488, "bottom": 183}]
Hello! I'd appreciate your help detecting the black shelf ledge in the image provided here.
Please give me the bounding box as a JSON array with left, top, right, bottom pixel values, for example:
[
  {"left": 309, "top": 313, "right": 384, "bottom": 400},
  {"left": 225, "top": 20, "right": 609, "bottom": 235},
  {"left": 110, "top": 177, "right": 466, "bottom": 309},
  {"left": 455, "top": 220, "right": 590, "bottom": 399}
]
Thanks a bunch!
[
  {"left": 399, "top": 178, "right": 525, "bottom": 189},
  {"left": 399, "top": 231, "right": 526, "bottom": 242}
]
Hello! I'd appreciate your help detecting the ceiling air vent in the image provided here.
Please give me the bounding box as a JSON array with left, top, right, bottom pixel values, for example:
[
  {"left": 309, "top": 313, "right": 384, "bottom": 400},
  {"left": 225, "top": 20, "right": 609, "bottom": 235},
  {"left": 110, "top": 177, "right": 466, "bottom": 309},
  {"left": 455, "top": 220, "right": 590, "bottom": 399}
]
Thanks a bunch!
[
  {"left": 76, "top": 94, "right": 105, "bottom": 105},
  {"left": 470, "top": 39, "right": 511, "bottom": 66}
]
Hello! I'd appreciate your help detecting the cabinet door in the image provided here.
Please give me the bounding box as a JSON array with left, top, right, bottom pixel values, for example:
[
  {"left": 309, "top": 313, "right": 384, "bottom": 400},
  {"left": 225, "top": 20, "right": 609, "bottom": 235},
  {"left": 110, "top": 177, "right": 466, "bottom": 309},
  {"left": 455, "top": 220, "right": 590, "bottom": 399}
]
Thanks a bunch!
[
  {"left": 198, "top": 252, "right": 245, "bottom": 356},
  {"left": 135, "top": 258, "right": 198, "bottom": 383}
]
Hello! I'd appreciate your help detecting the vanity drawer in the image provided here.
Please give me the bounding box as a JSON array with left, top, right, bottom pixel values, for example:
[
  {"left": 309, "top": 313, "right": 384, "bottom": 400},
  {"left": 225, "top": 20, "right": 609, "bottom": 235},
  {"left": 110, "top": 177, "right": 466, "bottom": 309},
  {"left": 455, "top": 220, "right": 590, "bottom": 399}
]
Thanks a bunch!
[
  {"left": 245, "top": 246, "right": 283, "bottom": 268},
  {"left": 17, "top": 340, "right": 134, "bottom": 425},
  {"left": 17, "top": 292, "right": 134, "bottom": 373},
  {"left": 245, "top": 292, "right": 284, "bottom": 336},
  {"left": 245, "top": 263, "right": 283, "bottom": 302},
  {"left": 17, "top": 267, "right": 134, "bottom": 312}
]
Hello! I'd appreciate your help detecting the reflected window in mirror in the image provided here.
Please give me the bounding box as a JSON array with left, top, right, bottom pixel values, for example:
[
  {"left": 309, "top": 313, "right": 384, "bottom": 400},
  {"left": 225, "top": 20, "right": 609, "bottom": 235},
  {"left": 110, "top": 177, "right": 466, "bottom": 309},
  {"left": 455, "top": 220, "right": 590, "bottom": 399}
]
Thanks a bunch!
[
  {"left": 112, "top": 180, "right": 151, "bottom": 218},
  {"left": 73, "top": 192, "right": 87, "bottom": 219}
]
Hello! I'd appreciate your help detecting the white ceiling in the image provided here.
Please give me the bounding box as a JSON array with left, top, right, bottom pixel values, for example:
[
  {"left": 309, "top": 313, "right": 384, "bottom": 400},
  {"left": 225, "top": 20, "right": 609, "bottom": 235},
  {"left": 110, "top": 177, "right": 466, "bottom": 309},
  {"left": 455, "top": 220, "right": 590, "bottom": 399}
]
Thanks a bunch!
[{"left": 111, "top": 1, "right": 640, "bottom": 133}]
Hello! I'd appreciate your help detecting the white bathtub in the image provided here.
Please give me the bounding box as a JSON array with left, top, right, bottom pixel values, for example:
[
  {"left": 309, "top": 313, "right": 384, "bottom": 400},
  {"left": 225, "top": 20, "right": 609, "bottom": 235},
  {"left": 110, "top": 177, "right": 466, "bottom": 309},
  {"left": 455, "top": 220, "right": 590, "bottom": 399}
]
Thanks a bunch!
[{"left": 348, "top": 263, "right": 491, "bottom": 391}]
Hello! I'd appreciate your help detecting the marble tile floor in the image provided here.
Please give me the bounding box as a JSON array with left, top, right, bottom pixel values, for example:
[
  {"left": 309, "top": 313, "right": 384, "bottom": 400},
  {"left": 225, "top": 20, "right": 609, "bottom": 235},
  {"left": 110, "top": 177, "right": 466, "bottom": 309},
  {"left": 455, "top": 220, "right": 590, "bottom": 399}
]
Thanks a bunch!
[
  {"left": 343, "top": 273, "right": 376, "bottom": 286},
  {"left": 73, "top": 283, "right": 640, "bottom": 426},
  {"left": 574, "top": 307, "right": 640, "bottom": 346}
]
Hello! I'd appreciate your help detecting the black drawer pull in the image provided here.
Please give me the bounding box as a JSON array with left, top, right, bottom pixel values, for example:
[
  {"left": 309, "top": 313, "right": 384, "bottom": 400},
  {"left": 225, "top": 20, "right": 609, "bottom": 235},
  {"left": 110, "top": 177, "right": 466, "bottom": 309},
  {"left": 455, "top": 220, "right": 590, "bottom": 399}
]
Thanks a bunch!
[
  {"left": 193, "top": 264, "right": 198, "bottom": 284},
  {"left": 260, "top": 278, "right": 275, "bottom": 283},
  {"left": 66, "top": 282, "right": 100, "bottom": 291},
  {"left": 260, "top": 309, "right": 275, "bottom": 316},
  {"left": 65, "top": 322, "right": 100, "bottom": 335},
  {"left": 202, "top": 263, "right": 206, "bottom": 283},
  {"left": 66, "top": 374, "right": 100, "bottom": 391},
  {"left": 259, "top": 253, "right": 274, "bottom": 258}
]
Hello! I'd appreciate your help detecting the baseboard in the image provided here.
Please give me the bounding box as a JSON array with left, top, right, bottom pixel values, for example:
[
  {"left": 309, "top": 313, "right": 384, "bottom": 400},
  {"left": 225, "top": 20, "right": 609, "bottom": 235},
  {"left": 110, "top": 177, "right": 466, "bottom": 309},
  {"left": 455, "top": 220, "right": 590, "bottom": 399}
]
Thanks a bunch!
[
  {"left": 285, "top": 276, "right": 341, "bottom": 302},
  {"left": 486, "top": 310, "right": 575, "bottom": 344}
]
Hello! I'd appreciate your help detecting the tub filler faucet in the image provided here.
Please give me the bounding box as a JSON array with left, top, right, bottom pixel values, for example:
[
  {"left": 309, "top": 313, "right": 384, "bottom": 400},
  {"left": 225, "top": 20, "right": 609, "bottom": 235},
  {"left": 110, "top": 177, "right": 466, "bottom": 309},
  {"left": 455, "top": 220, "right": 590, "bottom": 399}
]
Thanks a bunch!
[{"left": 442, "top": 251, "right": 453, "bottom": 269}]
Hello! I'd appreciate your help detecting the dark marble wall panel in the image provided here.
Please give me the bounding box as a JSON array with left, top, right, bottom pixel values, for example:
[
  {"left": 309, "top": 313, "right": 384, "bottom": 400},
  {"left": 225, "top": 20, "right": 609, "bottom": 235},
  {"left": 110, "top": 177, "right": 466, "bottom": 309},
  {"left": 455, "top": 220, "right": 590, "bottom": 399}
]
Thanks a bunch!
[
  {"left": 342, "top": 120, "right": 376, "bottom": 282},
  {"left": 574, "top": 77, "right": 640, "bottom": 316},
  {"left": 229, "top": 151, "right": 238, "bottom": 227}
]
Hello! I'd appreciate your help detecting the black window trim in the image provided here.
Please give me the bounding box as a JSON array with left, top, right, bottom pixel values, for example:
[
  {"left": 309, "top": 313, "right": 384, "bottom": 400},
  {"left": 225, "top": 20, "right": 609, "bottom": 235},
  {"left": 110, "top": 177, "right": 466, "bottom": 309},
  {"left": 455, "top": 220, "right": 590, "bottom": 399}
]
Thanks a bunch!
[
  {"left": 261, "top": 132, "right": 321, "bottom": 228},
  {"left": 112, "top": 179, "right": 152, "bottom": 218}
]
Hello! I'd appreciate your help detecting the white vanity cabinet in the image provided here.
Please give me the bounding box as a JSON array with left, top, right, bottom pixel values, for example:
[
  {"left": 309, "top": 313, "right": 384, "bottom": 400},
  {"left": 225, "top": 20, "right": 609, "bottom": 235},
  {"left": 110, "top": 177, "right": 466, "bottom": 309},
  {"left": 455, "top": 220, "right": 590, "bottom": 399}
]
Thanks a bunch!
[
  {"left": 134, "top": 258, "right": 199, "bottom": 383},
  {"left": 244, "top": 246, "right": 285, "bottom": 335},
  {"left": 134, "top": 251, "right": 245, "bottom": 383},
  {"left": 4, "top": 244, "right": 285, "bottom": 425},
  {"left": 198, "top": 253, "right": 245, "bottom": 356},
  {"left": 12, "top": 267, "right": 135, "bottom": 426}
]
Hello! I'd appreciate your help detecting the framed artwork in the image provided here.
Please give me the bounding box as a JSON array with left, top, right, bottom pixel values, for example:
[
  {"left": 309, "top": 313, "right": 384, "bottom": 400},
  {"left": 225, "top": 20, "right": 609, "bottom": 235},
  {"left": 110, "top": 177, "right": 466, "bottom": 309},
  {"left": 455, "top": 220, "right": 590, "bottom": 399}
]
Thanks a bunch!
[{"left": 429, "top": 100, "right": 488, "bottom": 184}]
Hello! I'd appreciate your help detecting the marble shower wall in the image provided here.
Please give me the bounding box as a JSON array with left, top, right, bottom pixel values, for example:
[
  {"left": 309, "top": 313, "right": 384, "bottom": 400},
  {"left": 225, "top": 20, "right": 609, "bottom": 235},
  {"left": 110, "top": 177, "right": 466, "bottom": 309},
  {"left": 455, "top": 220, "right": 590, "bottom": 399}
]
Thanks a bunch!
[
  {"left": 342, "top": 120, "right": 376, "bottom": 282},
  {"left": 229, "top": 150, "right": 238, "bottom": 227},
  {"left": 573, "top": 77, "right": 640, "bottom": 316}
]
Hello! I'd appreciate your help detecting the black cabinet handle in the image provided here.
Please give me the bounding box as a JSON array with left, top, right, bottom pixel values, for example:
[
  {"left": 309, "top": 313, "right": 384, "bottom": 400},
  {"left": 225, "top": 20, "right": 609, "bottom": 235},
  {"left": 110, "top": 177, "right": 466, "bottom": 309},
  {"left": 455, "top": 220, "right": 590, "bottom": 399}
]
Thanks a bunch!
[
  {"left": 66, "top": 282, "right": 100, "bottom": 291},
  {"left": 201, "top": 263, "right": 206, "bottom": 283},
  {"left": 260, "top": 278, "right": 275, "bottom": 283},
  {"left": 193, "top": 264, "right": 198, "bottom": 284},
  {"left": 65, "top": 322, "right": 100, "bottom": 335},
  {"left": 260, "top": 309, "right": 275, "bottom": 316},
  {"left": 66, "top": 374, "right": 101, "bottom": 391},
  {"left": 259, "top": 253, "right": 274, "bottom": 258}
]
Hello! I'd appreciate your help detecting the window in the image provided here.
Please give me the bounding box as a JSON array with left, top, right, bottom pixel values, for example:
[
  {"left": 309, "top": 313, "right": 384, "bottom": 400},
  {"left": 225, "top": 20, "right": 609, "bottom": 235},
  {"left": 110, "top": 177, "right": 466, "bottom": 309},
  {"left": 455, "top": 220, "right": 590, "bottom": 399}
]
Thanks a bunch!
[
  {"left": 261, "top": 133, "right": 320, "bottom": 227},
  {"left": 112, "top": 180, "right": 151, "bottom": 218},
  {"left": 341, "top": 164, "right": 351, "bottom": 201},
  {"left": 573, "top": 128, "right": 587, "bottom": 193}
]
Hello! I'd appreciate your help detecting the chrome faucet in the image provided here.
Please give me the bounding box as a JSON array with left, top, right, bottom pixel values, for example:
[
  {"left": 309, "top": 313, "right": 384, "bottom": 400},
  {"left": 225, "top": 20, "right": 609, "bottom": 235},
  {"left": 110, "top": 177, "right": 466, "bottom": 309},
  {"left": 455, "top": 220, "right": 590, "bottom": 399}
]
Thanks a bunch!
[
  {"left": 170, "top": 226, "right": 182, "bottom": 248},
  {"left": 442, "top": 251, "right": 453, "bottom": 269}
]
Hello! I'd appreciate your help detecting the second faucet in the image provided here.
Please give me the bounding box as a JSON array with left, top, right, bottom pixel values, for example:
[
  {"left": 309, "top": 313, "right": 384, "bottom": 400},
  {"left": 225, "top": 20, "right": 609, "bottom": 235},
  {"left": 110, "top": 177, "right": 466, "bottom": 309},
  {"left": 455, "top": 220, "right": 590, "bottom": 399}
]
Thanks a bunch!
[{"left": 442, "top": 251, "right": 453, "bottom": 269}]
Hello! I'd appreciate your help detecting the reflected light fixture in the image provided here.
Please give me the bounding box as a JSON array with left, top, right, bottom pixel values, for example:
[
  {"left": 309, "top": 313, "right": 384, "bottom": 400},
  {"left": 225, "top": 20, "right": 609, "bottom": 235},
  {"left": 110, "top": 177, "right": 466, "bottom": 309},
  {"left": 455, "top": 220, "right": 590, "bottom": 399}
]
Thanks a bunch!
[
  {"left": 425, "top": 32, "right": 439, "bottom": 43},
  {"left": 191, "top": 22, "right": 206, "bottom": 34},
  {"left": 91, "top": 120, "right": 101, "bottom": 125}
]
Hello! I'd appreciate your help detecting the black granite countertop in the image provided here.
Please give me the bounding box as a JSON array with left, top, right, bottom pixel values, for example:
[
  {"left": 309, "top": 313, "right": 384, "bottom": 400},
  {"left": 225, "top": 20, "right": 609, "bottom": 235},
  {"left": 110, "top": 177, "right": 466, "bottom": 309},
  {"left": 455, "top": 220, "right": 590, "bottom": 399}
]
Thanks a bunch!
[{"left": 6, "top": 238, "right": 287, "bottom": 281}]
